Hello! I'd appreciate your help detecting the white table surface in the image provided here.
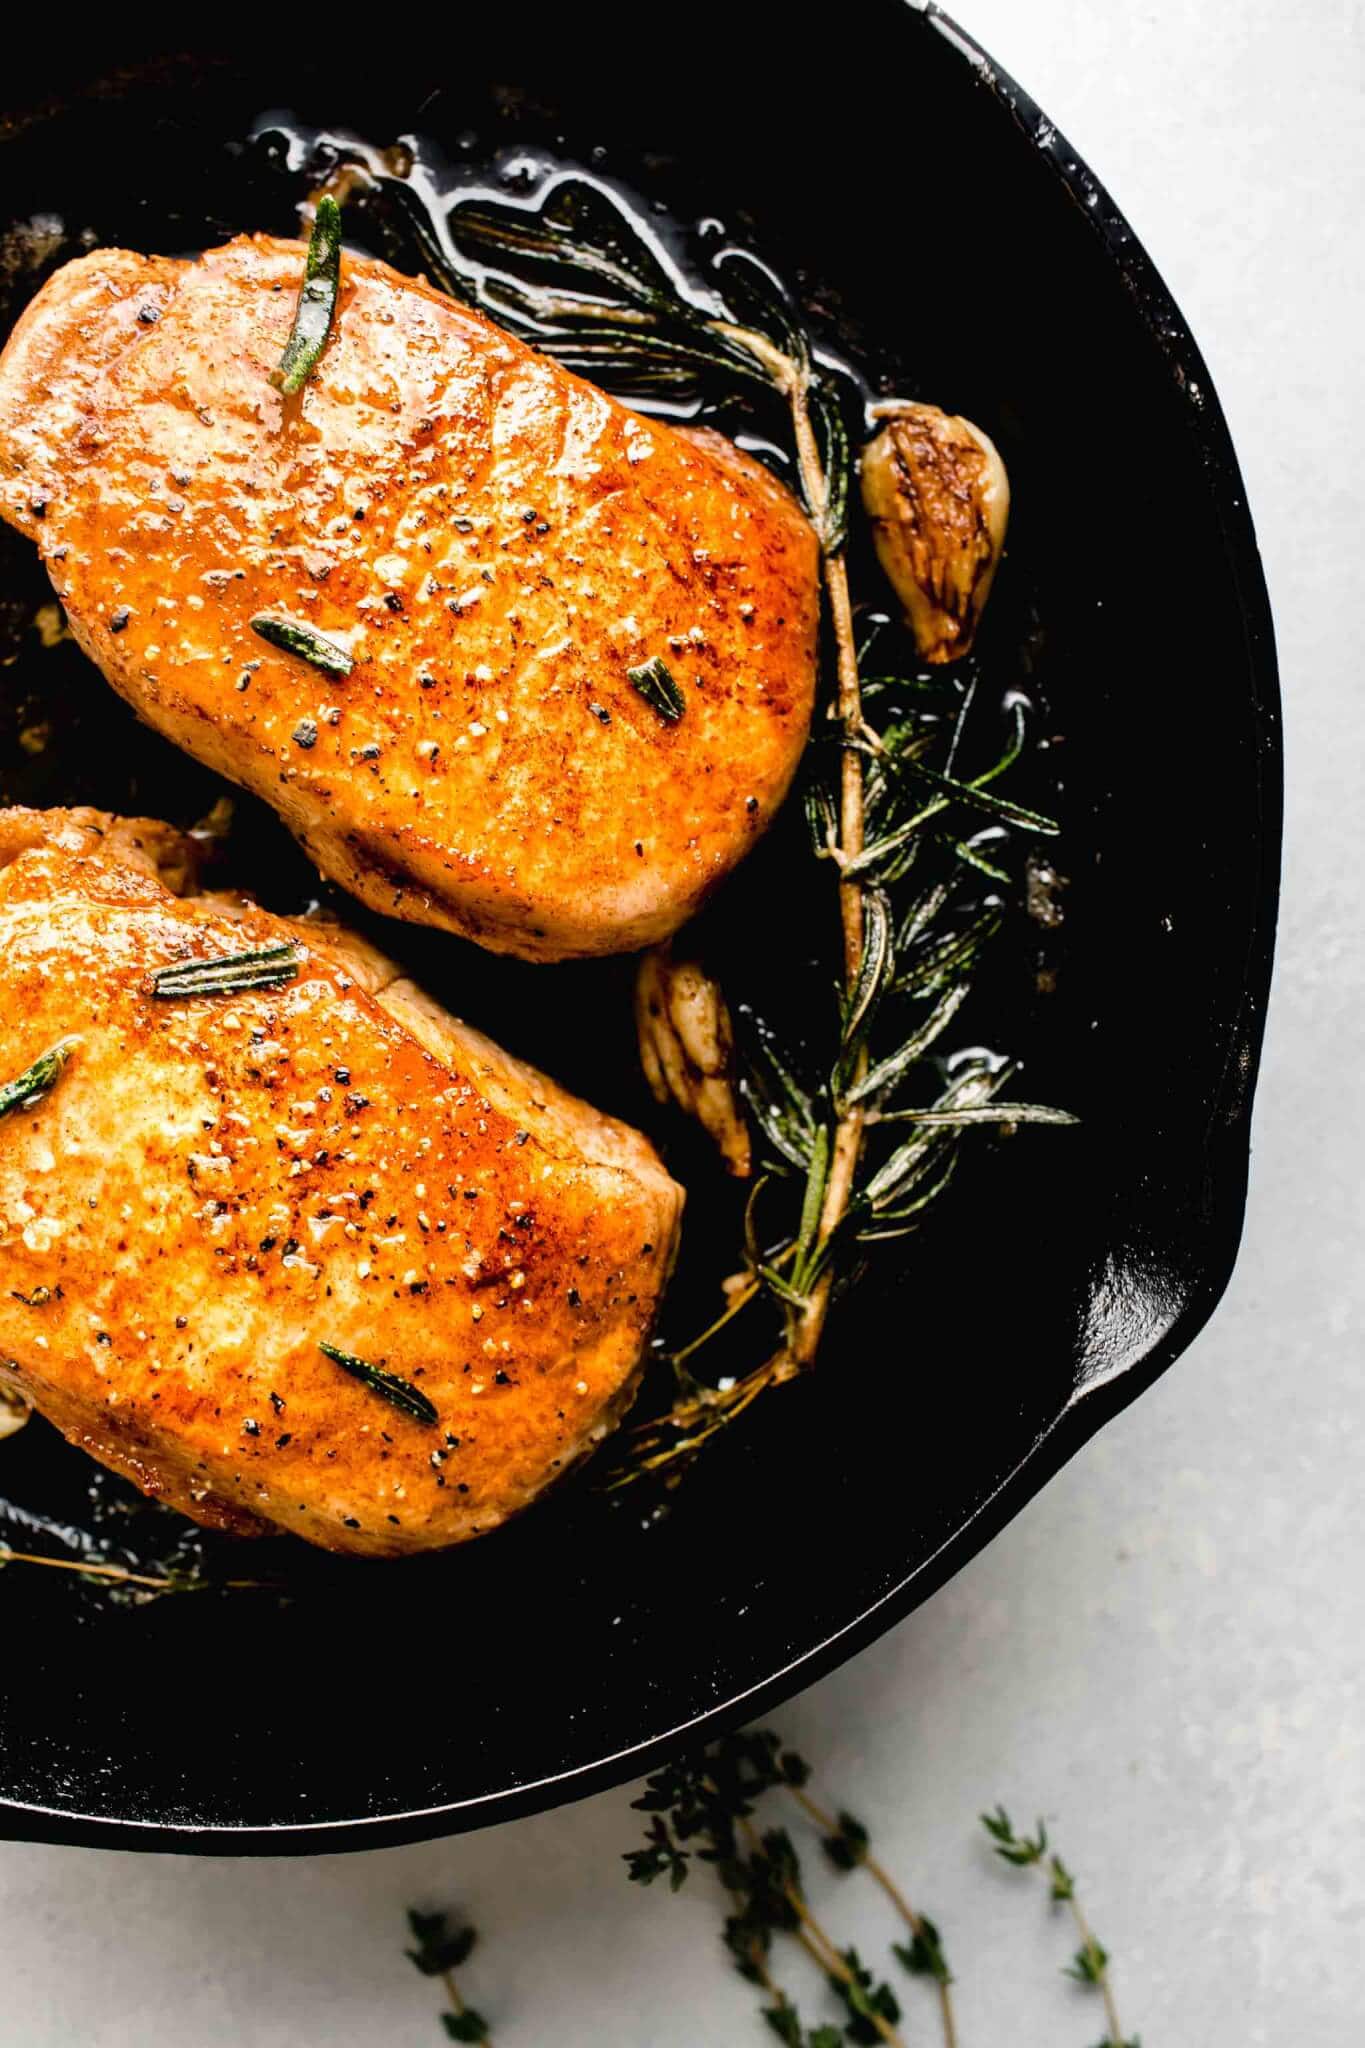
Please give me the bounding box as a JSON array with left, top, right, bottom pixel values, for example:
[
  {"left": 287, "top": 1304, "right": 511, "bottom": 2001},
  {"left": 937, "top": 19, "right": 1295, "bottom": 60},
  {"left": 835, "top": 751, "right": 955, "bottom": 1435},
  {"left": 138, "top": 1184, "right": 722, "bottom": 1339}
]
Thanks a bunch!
[{"left": 3, "top": 4, "right": 1361, "bottom": 2042}]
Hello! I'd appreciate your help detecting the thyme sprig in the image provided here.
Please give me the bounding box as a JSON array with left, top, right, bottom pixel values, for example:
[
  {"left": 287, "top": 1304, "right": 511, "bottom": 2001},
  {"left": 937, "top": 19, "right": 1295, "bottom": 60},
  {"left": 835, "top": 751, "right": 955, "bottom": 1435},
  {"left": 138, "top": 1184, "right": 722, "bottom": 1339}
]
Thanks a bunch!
[
  {"left": 625, "top": 1730, "right": 947, "bottom": 2048},
  {"left": 405, "top": 1729, "right": 1148, "bottom": 2047},
  {"left": 406, "top": 1910, "right": 493, "bottom": 2043},
  {"left": 982, "top": 1809, "right": 1139, "bottom": 2047}
]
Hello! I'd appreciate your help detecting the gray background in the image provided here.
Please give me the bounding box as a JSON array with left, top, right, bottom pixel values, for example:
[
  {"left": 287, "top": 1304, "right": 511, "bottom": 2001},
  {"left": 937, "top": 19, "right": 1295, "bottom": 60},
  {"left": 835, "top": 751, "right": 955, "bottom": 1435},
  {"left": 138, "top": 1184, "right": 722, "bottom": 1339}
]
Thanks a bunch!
[{"left": 2, "top": 2, "right": 1360, "bottom": 2041}]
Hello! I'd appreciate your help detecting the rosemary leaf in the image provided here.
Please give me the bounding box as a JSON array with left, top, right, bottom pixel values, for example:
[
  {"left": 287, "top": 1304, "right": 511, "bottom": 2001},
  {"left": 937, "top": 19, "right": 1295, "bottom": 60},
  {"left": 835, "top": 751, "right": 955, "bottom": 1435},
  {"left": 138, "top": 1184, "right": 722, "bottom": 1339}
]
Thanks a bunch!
[
  {"left": 318, "top": 1341, "right": 438, "bottom": 1426},
  {"left": 150, "top": 942, "right": 301, "bottom": 1000},
  {"left": 741, "top": 1079, "right": 815, "bottom": 1173},
  {"left": 896, "top": 908, "right": 1002, "bottom": 1001},
  {"left": 270, "top": 193, "right": 343, "bottom": 396},
  {"left": 892, "top": 883, "right": 953, "bottom": 955},
  {"left": 749, "top": 1032, "right": 818, "bottom": 1132},
  {"left": 803, "top": 781, "right": 839, "bottom": 859},
  {"left": 883, "top": 749, "right": 1060, "bottom": 836},
  {"left": 877, "top": 1102, "right": 1080, "bottom": 1128},
  {"left": 740, "top": 1033, "right": 818, "bottom": 1172},
  {"left": 860, "top": 1153, "right": 960, "bottom": 1235},
  {"left": 808, "top": 383, "right": 851, "bottom": 555},
  {"left": 839, "top": 888, "right": 894, "bottom": 1066},
  {"left": 742, "top": 1172, "right": 778, "bottom": 1275},
  {"left": 954, "top": 834, "right": 1013, "bottom": 882},
  {"left": 844, "top": 982, "right": 971, "bottom": 1109},
  {"left": 0, "top": 1037, "right": 78, "bottom": 1121},
  {"left": 756, "top": 1261, "right": 811, "bottom": 1309},
  {"left": 859, "top": 673, "right": 966, "bottom": 707},
  {"left": 250, "top": 615, "right": 354, "bottom": 678},
  {"left": 713, "top": 247, "right": 809, "bottom": 371},
  {"left": 451, "top": 184, "right": 671, "bottom": 317},
  {"left": 793, "top": 1123, "right": 831, "bottom": 1278},
  {"left": 543, "top": 326, "right": 772, "bottom": 397},
  {"left": 843, "top": 814, "right": 930, "bottom": 882},
  {"left": 628, "top": 656, "right": 686, "bottom": 724},
  {"left": 796, "top": 1190, "right": 871, "bottom": 1287},
  {"left": 864, "top": 1068, "right": 1005, "bottom": 1209}
]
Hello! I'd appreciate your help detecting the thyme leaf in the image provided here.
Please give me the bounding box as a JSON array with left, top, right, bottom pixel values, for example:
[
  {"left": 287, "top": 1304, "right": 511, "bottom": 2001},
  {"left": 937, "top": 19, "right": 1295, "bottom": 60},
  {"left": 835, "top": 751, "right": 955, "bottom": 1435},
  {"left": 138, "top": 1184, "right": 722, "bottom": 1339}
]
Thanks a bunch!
[
  {"left": 249, "top": 614, "right": 354, "bottom": 677},
  {"left": 406, "top": 1908, "right": 492, "bottom": 2043},
  {"left": 0, "top": 1037, "right": 77, "bottom": 1121},
  {"left": 318, "top": 1341, "right": 438, "bottom": 1426},
  {"left": 407, "top": 1912, "right": 476, "bottom": 1977},
  {"left": 150, "top": 942, "right": 301, "bottom": 1000},
  {"left": 893, "top": 1915, "right": 953, "bottom": 1987},
  {"left": 270, "top": 192, "right": 343, "bottom": 395},
  {"left": 627, "top": 656, "right": 685, "bottom": 724}
]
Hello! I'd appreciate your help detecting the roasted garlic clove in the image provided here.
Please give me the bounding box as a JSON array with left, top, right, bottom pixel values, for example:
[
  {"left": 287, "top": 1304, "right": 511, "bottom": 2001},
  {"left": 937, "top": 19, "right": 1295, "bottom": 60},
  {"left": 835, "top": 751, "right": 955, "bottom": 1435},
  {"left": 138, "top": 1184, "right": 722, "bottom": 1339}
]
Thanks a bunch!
[
  {"left": 0, "top": 1381, "right": 30, "bottom": 1442},
  {"left": 860, "top": 404, "right": 1010, "bottom": 665},
  {"left": 635, "top": 943, "right": 752, "bottom": 1178}
]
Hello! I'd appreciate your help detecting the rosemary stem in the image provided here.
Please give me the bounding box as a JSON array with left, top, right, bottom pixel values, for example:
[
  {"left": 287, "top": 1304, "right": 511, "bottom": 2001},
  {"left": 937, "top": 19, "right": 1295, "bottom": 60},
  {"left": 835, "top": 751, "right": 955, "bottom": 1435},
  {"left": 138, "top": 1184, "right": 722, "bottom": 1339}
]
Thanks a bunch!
[
  {"left": 787, "top": 1786, "right": 960, "bottom": 2048},
  {"left": 782, "top": 373, "right": 868, "bottom": 1374},
  {"left": 0, "top": 1546, "right": 270, "bottom": 1596},
  {"left": 0, "top": 1546, "right": 176, "bottom": 1593}
]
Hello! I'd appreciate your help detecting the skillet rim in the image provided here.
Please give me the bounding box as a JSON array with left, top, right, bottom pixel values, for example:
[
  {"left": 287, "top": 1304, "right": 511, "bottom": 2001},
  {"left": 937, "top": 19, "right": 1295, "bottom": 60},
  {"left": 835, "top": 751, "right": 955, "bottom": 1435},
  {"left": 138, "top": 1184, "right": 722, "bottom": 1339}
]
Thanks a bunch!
[{"left": 0, "top": 0, "right": 1282, "bottom": 1852}]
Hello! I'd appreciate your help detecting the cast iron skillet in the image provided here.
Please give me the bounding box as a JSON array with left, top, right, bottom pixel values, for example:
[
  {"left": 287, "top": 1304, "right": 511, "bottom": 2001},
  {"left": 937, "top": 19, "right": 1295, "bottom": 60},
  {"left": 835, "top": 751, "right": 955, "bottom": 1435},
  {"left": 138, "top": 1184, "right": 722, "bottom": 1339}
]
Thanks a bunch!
[{"left": 0, "top": 4, "right": 1279, "bottom": 1851}]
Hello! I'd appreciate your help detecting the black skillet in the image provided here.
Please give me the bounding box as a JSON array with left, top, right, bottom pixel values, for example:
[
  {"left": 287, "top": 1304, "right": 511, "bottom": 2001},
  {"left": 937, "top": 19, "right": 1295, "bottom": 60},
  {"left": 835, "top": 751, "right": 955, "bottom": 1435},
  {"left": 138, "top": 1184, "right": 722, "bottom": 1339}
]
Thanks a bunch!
[{"left": 0, "top": 5, "right": 1280, "bottom": 1850}]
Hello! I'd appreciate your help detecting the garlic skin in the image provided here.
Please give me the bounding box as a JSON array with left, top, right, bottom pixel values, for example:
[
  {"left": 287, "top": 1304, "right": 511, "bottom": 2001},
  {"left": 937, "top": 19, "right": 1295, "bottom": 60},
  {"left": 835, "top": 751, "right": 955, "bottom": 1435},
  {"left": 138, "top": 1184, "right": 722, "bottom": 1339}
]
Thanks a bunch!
[
  {"left": 860, "top": 404, "right": 1010, "bottom": 665},
  {"left": 635, "top": 944, "right": 752, "bottom": 1178}
]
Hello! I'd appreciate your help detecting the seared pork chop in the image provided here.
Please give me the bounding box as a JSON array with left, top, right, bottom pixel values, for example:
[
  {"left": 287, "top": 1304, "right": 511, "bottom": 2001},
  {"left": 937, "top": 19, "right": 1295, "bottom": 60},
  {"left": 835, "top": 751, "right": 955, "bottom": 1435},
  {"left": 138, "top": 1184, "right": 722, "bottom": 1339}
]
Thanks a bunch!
[
  {"left": 0, "top": 808, "right": 682, "bottom": 1555},
  {"left": 0, "top": 237, "right": 819, "bottom": 958}
]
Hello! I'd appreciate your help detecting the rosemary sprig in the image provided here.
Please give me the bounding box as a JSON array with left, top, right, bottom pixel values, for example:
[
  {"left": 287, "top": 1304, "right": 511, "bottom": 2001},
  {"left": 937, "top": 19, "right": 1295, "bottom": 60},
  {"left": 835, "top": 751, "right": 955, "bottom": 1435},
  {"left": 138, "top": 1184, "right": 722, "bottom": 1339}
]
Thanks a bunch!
[
  {"left": 249, "top": 614, "right": 354, "bottom": 677},
  {"left": 270, "top": 192, "right": 343, "bottom": 395},
  {"left": 982, "top": 1809, "right": 1139, "bottom": 2046},
  {"left": 316, "top": 163, "right": 1072, "bottom": 1476},
  {"left": 318, "top": 1341, "right": 438, "bottom": 1426},
  {"left": 406, "top": 1910, "right": 492, "bottom": 2043},
  {"left": 0, "top": 1037, "right": 77, "bottom": 1120},
  {"left": 149, "top": 942, "right": 301, "bottom": 999},
  {"left": 628, "top": 656, "right": 686, "bottom": 723}
]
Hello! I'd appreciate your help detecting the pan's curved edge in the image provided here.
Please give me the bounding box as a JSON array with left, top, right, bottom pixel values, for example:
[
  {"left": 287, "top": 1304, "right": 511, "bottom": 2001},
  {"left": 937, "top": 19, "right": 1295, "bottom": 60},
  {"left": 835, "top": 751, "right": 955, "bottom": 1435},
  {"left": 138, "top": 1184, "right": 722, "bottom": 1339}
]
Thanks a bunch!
[{"left": 0, "top": 2, "right": 1282, "bottom": 1854}]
